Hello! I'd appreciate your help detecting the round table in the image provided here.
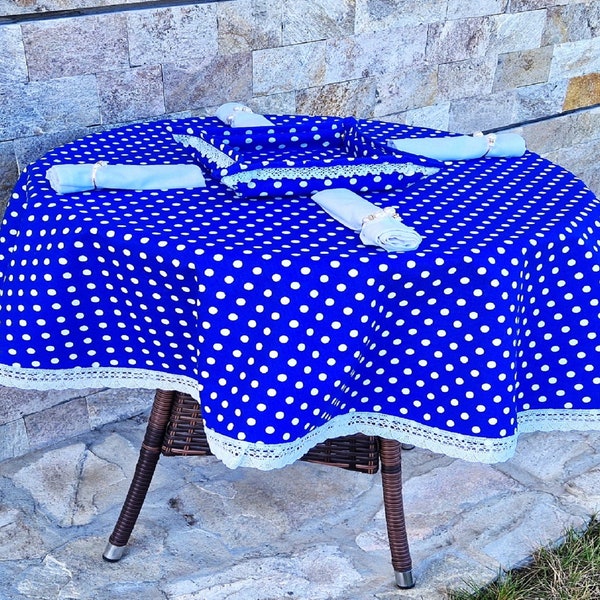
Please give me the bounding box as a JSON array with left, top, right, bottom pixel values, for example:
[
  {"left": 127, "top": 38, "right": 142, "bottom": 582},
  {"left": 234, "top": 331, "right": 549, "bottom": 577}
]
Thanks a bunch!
[{"left": 1, "top": 115, "right": 600, "bottom": 470}]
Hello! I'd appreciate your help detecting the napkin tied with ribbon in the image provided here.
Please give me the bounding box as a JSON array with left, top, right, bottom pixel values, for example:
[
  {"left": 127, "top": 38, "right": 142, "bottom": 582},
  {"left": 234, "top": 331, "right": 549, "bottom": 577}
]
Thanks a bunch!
[
  {"left": 387, "top": 132, "right": 526, "bottom": 161},
  {"left": 215, "top": 102, "right": 274, "bottom": 128},
  {"left": 312, "top": 188, "right": 423, "bottom": 252},
  {"left": 46, "top": 163, "right": 206, "bottom": 194}
]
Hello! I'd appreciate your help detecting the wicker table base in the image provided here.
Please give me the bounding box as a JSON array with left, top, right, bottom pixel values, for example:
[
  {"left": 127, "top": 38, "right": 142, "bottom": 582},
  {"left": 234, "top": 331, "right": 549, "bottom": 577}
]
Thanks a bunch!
[{"left": 103, "top": 390, "right": 414, "bottom": 589}]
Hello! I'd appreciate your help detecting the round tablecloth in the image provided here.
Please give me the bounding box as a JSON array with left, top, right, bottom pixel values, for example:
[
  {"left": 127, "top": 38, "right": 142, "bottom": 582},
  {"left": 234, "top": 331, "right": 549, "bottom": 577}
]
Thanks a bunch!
[{"left": 1, "top": 117, "right": 599, "bottom": 469}]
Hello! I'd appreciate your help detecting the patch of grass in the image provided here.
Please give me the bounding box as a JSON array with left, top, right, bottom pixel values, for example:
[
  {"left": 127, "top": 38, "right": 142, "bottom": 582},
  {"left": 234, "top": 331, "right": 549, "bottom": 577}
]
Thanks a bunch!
[{"left": 448, "top": 515, "right": 600, "bottom": 600}]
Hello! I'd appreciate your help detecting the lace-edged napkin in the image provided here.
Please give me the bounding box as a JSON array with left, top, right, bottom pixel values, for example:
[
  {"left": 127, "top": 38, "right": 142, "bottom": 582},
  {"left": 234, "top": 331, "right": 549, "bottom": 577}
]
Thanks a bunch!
[
  {"left": 312, "top": 188, "right": 423, "bottom": 252},
  {"left": 215, "top": 102, "right": 274, "bottom": 128},
  {"left": 387, "top": 132, "right": 526, "bottom": 161},
  {"left": 46, "top": 163, "right": 206, "bottom": 194}
]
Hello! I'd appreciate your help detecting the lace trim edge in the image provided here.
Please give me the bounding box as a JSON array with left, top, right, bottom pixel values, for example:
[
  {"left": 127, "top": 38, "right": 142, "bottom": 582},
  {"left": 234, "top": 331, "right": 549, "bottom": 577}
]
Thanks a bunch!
[
  {"left": 173, "top": 134, "right": 236, "bottom": 169},
  {"left": 0, "top": 364, "right": 200, "bottom": 401},
  {"left": 204, "top": 408, "right": 600, "bottom": 470},
  {"left": 2, "top": 364, "right": 599, "bottom": 470},
  {"left": 221, "top": 163, "right": 440, "bottom": 188}
]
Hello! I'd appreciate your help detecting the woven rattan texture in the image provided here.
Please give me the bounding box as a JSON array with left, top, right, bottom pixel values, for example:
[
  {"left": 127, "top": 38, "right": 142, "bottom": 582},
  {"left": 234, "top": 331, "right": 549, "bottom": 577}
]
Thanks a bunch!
[{"left": 162, "top": 392, "right": 380, "bottom": 474}]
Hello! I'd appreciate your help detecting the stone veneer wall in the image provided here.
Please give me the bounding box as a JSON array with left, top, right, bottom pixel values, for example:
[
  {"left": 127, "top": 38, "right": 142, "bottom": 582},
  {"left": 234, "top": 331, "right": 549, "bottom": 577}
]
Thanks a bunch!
[{"left": 1, "top": 0, "right": 600, "bottom": 461}]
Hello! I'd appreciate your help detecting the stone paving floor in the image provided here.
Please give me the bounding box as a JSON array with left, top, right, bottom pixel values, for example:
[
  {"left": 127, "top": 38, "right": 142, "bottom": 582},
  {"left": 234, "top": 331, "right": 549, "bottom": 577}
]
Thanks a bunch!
[{"left": 1, "top": 412, "right": 599, "bottom": 600}]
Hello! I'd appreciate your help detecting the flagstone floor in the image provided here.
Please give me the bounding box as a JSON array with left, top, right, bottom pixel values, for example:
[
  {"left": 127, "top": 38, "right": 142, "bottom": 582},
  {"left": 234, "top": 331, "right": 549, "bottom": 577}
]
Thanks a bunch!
[{"left": 1, "top": 411, "right": 599, "bottom": 599}]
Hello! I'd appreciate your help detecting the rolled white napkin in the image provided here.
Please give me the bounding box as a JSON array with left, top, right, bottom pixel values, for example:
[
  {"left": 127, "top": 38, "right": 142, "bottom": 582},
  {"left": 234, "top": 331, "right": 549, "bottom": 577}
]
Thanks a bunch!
[
  {"left": 215, "top": 102, "right": 274, "bottom": 127},
  {"left": 387, "top": 132, "right": 526, "bottom": 161},
  {"left": 46, "top": 162, "right": 206, "bottom": 194},
  {"left": 312, "top": 188, "right": 423, "bottom": 252}
]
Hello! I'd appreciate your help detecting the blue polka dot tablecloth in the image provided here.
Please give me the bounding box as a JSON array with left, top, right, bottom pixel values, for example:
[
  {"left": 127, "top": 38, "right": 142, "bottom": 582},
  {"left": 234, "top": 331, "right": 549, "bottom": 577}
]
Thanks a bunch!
[{"left": 1, "top": 116, "right": 600, "bottom": 470}]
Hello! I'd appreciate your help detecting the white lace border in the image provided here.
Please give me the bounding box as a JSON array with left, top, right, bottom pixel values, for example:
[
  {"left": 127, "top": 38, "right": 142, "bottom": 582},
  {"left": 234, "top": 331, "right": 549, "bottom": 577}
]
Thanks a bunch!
[
  {"left": 221, "top": 163, "right": 440, "bottom": 190},
  {"left": 173, "top": 134, "right": 236, "bottom": 169},
  {"left": 2, "top": 364, "right": 599, "bottom": 470},
  {"left": 206, "top": 408, "right": 600, "bottom": 470}
]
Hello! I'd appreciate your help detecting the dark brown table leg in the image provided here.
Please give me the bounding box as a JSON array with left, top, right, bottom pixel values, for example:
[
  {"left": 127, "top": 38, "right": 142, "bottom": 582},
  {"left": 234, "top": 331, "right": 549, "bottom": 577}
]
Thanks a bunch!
[
  {"left": 103, "top": 389, "right": 176, "bottom": 561},
  {"left": 103, "top": 393, "right": 415, "bottom": 589},
  {"left": 379, "top": 438, "right": 414, "bottom": 588}
]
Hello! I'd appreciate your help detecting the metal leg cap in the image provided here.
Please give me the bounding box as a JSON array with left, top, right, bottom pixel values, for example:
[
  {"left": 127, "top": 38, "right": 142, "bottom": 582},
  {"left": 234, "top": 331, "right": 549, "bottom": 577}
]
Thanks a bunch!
[
  {"left": 395, "top": 569, "right": 415, "bottom": 589},
  {"left": 103, "top": 542, "right": 126, "bottom": 562}
]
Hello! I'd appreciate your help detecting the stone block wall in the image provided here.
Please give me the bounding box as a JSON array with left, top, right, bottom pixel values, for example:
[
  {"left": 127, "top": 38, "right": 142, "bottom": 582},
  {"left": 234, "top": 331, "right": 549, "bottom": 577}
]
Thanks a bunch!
[
  {"left": 1, "top": 0, "right": 600, "bottom": 460},
  {"left": 2, "top": 0, "right": 600, "bottom": 210},
  {"left": 0, "top": 386, "right": 154, "bottom": 462}
]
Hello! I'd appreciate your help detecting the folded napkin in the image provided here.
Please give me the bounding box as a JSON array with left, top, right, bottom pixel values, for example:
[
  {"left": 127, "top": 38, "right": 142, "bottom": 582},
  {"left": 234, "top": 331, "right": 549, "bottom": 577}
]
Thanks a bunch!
[
  {"left": 312, "top": 188, "right": 423, "bottom": 252},
  {"left": 215, "top": 102, "right": 274, "bottom": 128},
  {"left": 387, "top": 132, "right": 526, "bottom": 161},
  {"left": 46, "top": 162, "right": 206, "bottom": 194}
]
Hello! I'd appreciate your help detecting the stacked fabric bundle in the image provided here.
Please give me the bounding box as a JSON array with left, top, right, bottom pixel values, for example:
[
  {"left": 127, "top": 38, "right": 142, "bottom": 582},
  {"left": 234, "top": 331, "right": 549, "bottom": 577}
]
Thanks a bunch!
[{"left": 167, "top": 105, "right": 442, "bottom": 200}]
